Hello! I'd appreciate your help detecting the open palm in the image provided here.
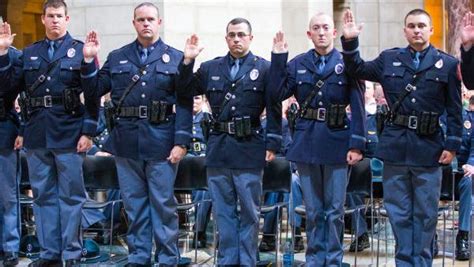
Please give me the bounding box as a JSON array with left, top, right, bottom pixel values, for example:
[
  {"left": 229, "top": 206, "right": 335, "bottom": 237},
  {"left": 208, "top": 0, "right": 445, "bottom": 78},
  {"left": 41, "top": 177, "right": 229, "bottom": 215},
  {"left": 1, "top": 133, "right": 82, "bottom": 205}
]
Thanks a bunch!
[
  {"left": 342, "top": 9, "right": 363, "bottom": 39},
  {"left": 83, "top": 30, "right": 100, "bottom": 60},
  {"left": 0, "top": 22, "right": 16, "bottom": 51},
  {"left": 184, "top": 34, "right": 204, "bottom": 60},
  {"left": 461, "top": 12, "right": 474, "bottom": 46}
]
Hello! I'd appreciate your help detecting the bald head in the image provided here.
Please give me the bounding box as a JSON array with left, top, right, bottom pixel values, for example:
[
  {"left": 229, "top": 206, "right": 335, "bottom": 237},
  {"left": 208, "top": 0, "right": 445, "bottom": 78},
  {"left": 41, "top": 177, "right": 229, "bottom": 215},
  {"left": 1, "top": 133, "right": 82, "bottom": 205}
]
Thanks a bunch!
[{"left": 308, "top": 13, "right": 334, "bottom": 30}]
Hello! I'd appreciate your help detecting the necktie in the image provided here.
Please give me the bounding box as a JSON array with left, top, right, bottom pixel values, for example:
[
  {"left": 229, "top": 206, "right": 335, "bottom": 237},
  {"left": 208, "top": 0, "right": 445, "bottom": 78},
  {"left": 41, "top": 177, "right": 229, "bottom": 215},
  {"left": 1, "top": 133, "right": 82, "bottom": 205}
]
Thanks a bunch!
[
  {"left": 141, "top": 48, "right": 148, "bottom": 63},
  {"left": 230, "top": 58, "right": 240, "bottom": 80},
  {"left": 48, "top": 40, "right": 56, "bottom": 60},
  {"left": 317, "top": 56, "right": 326, "bottom": 74},
  {"left": 413, "top": 51, "right": 420, "bottom": 70}
]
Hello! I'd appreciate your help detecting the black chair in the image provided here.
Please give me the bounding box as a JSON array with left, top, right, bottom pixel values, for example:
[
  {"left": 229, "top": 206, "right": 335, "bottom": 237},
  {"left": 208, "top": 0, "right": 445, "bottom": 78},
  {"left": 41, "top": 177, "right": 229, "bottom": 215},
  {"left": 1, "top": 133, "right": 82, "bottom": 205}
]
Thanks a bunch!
[
  {"left": 259, "top": 157, "right": 292, "bottom": 264},
  {"left": 174, "top": 155, "right": 208, "bottom": 262},
  {"left": 82, "top": 155, "right": 123, "bottom": 260}
]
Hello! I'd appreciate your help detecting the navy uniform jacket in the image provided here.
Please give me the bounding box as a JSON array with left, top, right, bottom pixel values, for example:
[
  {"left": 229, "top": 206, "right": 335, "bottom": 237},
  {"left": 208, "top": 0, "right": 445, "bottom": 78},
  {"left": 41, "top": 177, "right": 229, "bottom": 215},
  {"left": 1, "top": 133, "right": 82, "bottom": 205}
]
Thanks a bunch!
[
  {"left": 80, "top": 39, "right": 192, "bottom": 161},
  {"left": 342, "top": 37, "right": 462, "bottom": 167},
  {"left": 0, "top": 47, "right": 21, "bottom": 149},
  {"left": 0, "top": 33, "right": 97, "bottom": 149},
  {"left": 184, "top": 52, "right": 288, "bottom": 169},
  {"left": 277, "top": 49, "right": 366, "bottom": 165},
  {"left": 441, "top": 110, "right": 474, "bottom": 165},
  {"left": 366, "top": 114, "right": 378, "bottom": 158},
  {"left": 461, "top": 47, "right": 474, "bottom": 90}
]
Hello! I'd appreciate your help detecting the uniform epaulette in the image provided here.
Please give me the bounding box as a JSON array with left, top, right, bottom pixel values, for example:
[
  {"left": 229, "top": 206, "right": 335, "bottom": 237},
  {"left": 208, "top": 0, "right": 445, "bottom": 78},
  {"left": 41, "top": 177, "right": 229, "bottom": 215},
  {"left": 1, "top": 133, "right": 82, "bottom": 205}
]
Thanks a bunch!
[
  {"left": 436, "top": 49, "right": 455, "bottom": 59},
  {"left": 72, "top": 39, "right": 84, "bottom": 45},
  {"left": 10, "top": 46, "right": 19, "bottom": 51}
]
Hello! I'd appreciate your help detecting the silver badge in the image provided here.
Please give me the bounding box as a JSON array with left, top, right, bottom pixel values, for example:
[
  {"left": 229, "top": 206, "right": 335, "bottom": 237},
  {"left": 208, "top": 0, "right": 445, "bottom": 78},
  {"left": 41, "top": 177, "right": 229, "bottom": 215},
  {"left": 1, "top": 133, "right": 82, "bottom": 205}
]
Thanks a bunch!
[
  {"left": 392, "top": 62, "right": 402, "bottom": 67},
  {"left": 162, "top": 53, "right": 170, "bottom": 63},
  {"left": 335, "top": 63, "right": 344, "bottom": 74},
  {"left": 67, "top": 48, "right": 76, "bottom": 58},
  {"left": 211, "top": 76, "right": 220, "bottom": 81},
  {"left": 30, "top": 56, "right": 38, "bottom": 61},
  {"left": 119, "top": 60, "right": 128, "bottom": 64},
  {"left": 250, "top": 69, "right": 259, "bottom": 80},
  {"left": 435, "top": 59, "right": 443, "bottom": 69},
  {"left": 297, "top": 69, "right": 307, "bottom": 74}
]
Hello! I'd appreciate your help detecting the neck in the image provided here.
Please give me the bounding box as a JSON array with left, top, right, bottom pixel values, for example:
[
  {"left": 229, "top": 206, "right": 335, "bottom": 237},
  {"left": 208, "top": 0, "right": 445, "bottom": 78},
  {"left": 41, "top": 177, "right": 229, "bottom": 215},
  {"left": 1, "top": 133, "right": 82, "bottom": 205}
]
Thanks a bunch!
[
  {"left": 230, "top": 50, "right": 249, "bottom": 59},
  {"left": 315, "top": 45, "right": 333, "bottom": 56},
  {"left": 410, "top": 42, "right": 430, "bottom": 52},
  {"left": 138, "top": 36, "right": 159, "bottom": 48},
  {"left": 47, "top": 32, "right": 66, "bottom": 41}
]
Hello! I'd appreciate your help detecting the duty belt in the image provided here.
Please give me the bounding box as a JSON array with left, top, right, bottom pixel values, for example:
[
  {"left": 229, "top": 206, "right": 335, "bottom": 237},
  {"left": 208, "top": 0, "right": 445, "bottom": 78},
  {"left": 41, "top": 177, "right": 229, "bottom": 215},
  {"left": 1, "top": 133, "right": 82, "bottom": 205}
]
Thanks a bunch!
[
  {"left": 392, "top": 114, "right": 419, "bottom": 130},
  {"left": 212, "top": 120, "right": 260, "bottom": 135},
  {"left": 190, "top": 142, "right": 206, "bottom": 153},
  {"left": 117, "top": 104, "right": 173, "bottom": 118},
  {"left": 301, "top": 107, "right": 327, "bottom": 121},
  {"left": 29, "top": 95, "right": 63, "bottom": 108}
]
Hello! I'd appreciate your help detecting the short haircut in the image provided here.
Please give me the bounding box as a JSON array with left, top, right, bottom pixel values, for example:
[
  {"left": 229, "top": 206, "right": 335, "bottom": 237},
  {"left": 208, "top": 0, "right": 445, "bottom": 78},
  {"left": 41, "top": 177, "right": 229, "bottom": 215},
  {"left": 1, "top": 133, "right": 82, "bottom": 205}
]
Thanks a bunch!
[
  {"left": 43, "top": 0, "right": 67, "bottom": 15},
  {"left": 226, "top": 17, "right": 252, "bottom": 34},
  {"left": 469, "top": 95, "right": 474, "bottom": 106},
  {"left": 404, "top": 9, "right": 431, "bottom": 25},
  {"left": 134, "top": 2, "right": 160, "bottom": 18}
]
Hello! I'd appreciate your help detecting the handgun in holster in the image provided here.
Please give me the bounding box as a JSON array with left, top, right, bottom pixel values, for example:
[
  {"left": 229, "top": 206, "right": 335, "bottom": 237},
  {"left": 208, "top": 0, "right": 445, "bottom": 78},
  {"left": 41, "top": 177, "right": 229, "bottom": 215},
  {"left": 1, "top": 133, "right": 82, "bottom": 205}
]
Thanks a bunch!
[
  {"left": 18, "top": 91, "right": 31, "bottom": 122},
  {"left": 63, "top": 88, "right": 81, "bottom": 113},
  {"left": 375, "top": 104, "right": 389, "bottom": 135},
  {"left": 104, "top": 100, "right": 116, "bottom": 131},
  {"left": 287, "top": 103, "right": 299, "bottom": 135},
  {"left": 200, "top": 112, "right": 214, "bottom": 141}
]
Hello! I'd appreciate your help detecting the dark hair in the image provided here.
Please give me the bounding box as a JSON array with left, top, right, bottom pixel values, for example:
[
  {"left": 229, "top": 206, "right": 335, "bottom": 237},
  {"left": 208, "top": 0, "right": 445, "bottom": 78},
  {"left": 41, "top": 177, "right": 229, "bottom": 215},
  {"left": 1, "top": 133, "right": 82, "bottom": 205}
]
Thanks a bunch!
[
  {"left": 404, "top": 9, "right": 431, "bottom": 25},
  {"left": 469, "top": 95, "right": 474, "bottom": 106},
  {"left": 226, "top": 17, "right": 252, "bottom": 34},
  {"left": 43, "top": 0, "right": 67, "bottom": 15},
  {"left": 134, "top": 2, "right": 160, "bottom": 18}
]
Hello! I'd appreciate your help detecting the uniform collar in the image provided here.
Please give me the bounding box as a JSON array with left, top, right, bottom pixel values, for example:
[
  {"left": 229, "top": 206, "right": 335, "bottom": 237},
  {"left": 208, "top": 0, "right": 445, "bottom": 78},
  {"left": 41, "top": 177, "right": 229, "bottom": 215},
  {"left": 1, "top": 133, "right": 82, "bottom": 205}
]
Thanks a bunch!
[
  {"left": 136, "top": 38, "right": 163, "bottom": 54},
  {"left": 228, "top": 52, "right": 250, "bottom": 67}
]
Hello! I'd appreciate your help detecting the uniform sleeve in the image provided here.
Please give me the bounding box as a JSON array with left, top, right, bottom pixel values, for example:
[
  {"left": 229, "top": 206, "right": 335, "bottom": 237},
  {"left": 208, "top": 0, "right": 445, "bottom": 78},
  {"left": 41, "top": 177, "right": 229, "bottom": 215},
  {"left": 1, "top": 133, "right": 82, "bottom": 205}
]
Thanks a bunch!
[
  {"left": 173, "top": 62, "right": 193, "bottom": 147},
  {"left": 264, "top": 56, "right": 285, "bottom": 152},
  {"left": 444, "top": 59, "right": 463, "bottom": 152},
  {"left": 467, "top": 131, "right": 474, "bottom": 165},
  {"left": 341, "top": 36, "right": 384, "bottom": 82},
  {"left": 81, "top": 57, "right": 112, "bottom": 100},
  {"left": 267, "top": 52, "right": 289, "bottom": 102},
  {"left": 0, "top": 49, "right": 25, "bottom": 99},
  {"left": 348, "top": 79, "right": 366, "bottom": 152},
  {"left": 460, "top": 46, "right": 474, "bottom": 90}
]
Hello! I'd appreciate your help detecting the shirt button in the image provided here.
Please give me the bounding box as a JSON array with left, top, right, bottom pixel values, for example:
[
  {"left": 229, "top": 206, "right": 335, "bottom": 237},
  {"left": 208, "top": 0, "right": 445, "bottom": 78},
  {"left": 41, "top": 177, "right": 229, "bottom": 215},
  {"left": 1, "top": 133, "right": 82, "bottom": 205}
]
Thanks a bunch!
[
  {"left": 192, "top": 138, "right": 196, "bottom": 141},
  {"left": 47, "top": 76, "right": 51, "bottom": 81},
  {"left": 45, "top": 88, "right": 50, "bottom": 92},
  {"left": 298, "top": 81, "right": 302, "bottom": 85},
  {"left": 318, "top": 91, "right": 322, "bottom": 96},
  {"left": 232, "top": 83, "right": 235, "bottom": 87},
  {"left": 253, "top": 87, "right": 257, "bottom": 90},
  {"left": 231, "top": 106, "right": 236, "bottom": 111},
  {"left": 318, "top": 101, "right": 323, "bottom": 106},
  {"left": 165, "top": 71, "right": 169, "bottom": 74},
  {"left": 411, "top": 98, "right": 416, "bottom": 103},
  {"left": 193, "top": 126, "right": 196, "bottom": 130},
  {"left": 413, "top": 75, "right": 417, "bottom": 78},
  {"left": 69, "top": 67, "right": 73, "bottom": 70},
  {"left": 141, "top": 82, "right": 146, "bottom": 86},
  {"left": 338, "top": 81, "right": 342, "bottom": 85},
  {"left": 193, "top": 131, "right": 196, "bottom": 134},
  {"left": 99, "top": 144, "right": 103, "bottom": 148},
  {"left": 436, "top": 77, "right": 439, "bottom": 81},
  {"left": 392, "top": 73, "right": 395, "bottom": 76},
  {"left": 141, "top": 94, "right": 146, "bottom": 98},
  {"left": 231, "top": 95, "right": 236, "bottom": 99},
  {"left": 212, "top": 88, "right": 215, "bottom": 91},
  {"left": 142, "top": 70, "right": 147, "bottom": 75}
]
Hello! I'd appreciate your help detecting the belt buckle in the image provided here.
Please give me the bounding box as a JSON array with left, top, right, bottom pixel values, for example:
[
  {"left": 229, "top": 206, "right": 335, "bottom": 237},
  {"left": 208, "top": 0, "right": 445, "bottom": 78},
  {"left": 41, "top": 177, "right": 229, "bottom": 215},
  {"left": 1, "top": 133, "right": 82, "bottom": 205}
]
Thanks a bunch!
[
  {"left": 193, "top": 142, "right": 201, "bottom": 152},
  {"left": 227, "top": 121, "right": 235, "bottom": 134},
  {"left": 408, "top": 115, "right": 418, "bottom": 129},
  {"left": 316, "top": 108, "right": 326, "bottom": 121},
  {"left": 44, "top": 95, "right": 52, "bottom": 108},
  {"left": 138, "top": 105, "right": 148, "bottom": 118}
]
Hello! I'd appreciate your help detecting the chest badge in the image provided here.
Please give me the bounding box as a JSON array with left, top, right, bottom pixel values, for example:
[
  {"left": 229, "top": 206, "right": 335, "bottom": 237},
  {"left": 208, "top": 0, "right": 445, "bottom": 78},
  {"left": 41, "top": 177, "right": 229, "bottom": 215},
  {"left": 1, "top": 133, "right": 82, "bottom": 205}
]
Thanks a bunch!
[
  {"left": 464, "top": 120, "right": 471, "bottom": 129},
  {"left": 335, "top": 63, "right": 344, "bottom": 74},
  {"left": 162, "top": 53, "right": 170, "bottom": 63},
  {"left": 67, "top": 48, "right": 76, "bottom": 58},
  {"left": 435, "top": 59, "right": 443, "bottom": 69},
  {"left": 250, "top": 69, "right": 259, "bottom": 80}
]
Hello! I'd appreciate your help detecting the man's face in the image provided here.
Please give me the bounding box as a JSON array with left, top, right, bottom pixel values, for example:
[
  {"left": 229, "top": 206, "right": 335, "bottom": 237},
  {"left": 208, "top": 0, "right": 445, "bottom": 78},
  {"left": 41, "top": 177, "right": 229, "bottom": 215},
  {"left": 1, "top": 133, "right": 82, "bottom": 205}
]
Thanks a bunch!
[
  {"left": 404, "top": 14, "right": 433, "bottom": 49},
  {"left": 226, "top": 23, "right": 253, "bottom": 58},
  {"left": 307, "top": 14, "right": 336, "bottom": 50},
  {"left": 41, "top": 6, "right": 69, "bottom": 40},
  {"left": 133, "top": 6, "right": 161, "bottom": 42},
  {"left": 193, "top": 95, "right": 203, "bottom": 114}
]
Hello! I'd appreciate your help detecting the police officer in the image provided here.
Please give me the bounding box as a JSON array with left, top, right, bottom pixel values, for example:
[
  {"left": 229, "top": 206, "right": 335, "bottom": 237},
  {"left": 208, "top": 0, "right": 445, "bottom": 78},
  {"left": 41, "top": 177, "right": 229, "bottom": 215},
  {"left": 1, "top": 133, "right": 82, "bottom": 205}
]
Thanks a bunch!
[
  {"left": 275, "top": 13, "right": 366, "bottom": 266},
  {"left": 0, "top": 47, "right": 22, "bottom": 267},
  {"left": 80, "top": 3, "right": 193, "bottom": 266},
  {"left": 460, "top": 11, "right": 474, "bottom": 90},
  {"left": 0, "top": 0, "right": 97, "bottom": 266},
  {"left": 342, "top": 9, "right": 462, "bottom": 266},
  {"left": 181, "top": 18, "right": 288, "bottom": 265}
]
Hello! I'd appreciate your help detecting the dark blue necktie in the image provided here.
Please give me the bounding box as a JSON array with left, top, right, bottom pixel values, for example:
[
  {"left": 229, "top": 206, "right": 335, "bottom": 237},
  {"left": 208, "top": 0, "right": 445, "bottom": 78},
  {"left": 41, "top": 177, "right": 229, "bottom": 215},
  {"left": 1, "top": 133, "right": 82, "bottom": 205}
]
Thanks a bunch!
[
  {"left": 317, "top": 55, "right": 326, "bottom": 74},
  {"left": 48, "top": 40, "right": 56, "bottom": 60},
  {"left": 230, "top": 58, "right": 240, "bottom": 80},
  {"left": 140, "top": 48, "right": 148, "bottom": 63},
  {"left": 413, "top": 51, "right": 420, "bottom": 70}
]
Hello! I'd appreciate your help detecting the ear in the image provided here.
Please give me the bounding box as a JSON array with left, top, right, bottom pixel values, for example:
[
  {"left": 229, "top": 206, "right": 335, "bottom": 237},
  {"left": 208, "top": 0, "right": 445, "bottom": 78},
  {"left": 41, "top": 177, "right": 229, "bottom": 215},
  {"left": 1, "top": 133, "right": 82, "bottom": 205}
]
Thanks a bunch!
[
  {"left": 65, "top": 15, "right": 70, "bottom": 22},
  {"left": 306, "top": 30, "right": 311, "bottom": 39},
  {"left": 41, "top": 15, "right": 45, "bottom": 25}
]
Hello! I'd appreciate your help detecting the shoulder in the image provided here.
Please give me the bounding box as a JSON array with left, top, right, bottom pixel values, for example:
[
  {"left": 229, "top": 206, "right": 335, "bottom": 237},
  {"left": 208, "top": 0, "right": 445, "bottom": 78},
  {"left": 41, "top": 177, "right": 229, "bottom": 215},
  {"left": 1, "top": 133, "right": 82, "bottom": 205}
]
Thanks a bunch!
[
  {"left": 380, "top": 47, "right": 402, "bottom": 57},
  {"left": 436, "top": 49, "right": 459, "bottom": 65}
]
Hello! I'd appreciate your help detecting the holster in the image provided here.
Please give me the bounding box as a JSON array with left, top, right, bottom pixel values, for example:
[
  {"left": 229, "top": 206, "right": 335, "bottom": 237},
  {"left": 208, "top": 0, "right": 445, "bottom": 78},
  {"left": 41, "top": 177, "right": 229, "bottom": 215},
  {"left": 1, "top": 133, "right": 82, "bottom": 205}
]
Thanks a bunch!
[
  {"left": 375, "top": 104, "right": 389, "bottom": 135},
  {"left": 63, "top": 88, "right": 81, "bottom": 113},
  {"left": 234, "top": 116, "right": 252, "bottom": 138},
  {"left": 149, "top": 100, "right": 171, "bottom": 124},
  {"left": 104, "top": 100, "right": 116, "bottom": 131},
  {"left": 18, "top": 92, "right": 31, "bottom": 122},
  {"left": 287, "top": 103, "right": 298, "bottom": 135},
  {"left": 0, "top": 98, "right": 5, "bottom": 120},
  {"left": 327, "top": 104, "right": 347, "bottom": 129},
  {"left": 200, "top": 112, "right": 214, "bottom": 141},
  {"left": 416, "top": 111, "right": 439, "bottom": 136}
]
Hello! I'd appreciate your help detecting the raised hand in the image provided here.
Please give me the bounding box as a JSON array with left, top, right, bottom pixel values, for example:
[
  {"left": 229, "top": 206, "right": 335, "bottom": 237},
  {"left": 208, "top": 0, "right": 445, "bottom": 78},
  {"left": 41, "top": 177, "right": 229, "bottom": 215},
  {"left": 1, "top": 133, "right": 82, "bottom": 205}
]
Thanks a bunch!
[
  {"left": 183, "top": 34, "right": 204, "bottom": 64},
  {"left": 272, "top": 31, "right": 288, "bottom": 54},
  {"left": 0, "top": 22, "right": 16, "bottom": 53},
  {"left": 83, "top": 30, "right": 100, "bottom": 61},
  {"left": 461, "top": 12, "right": 474, "bottom": 49},
  {"left": 342, "top": 9, "right": 363, "bottom": 40}
]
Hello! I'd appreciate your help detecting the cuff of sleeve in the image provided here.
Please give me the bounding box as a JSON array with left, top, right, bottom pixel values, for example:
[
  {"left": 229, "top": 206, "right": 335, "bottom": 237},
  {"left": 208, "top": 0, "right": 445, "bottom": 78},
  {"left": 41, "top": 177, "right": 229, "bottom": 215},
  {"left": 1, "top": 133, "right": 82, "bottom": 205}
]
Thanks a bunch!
[
  {"left": 82, "top": 119, "right": 98, "bottom": 137},
  {"left": 341, "top": 36, "right": 359, "bottom": 53},
  {"left": 445, "top": 138, "right": 462, "bottom": 152},
  {"left": 81, "top": 61, "right": 98, "bottom": 77},
  {"left": 349, "top": 137, "right": 366, "bottom": 152},
  {"left": 174, "top": 131, "right": 191, "bottom": 147},
  {"left": 271, "top": 52, "right": 289, "bottom": 68},
  {"left": 461, "top": 47, "right": 473, "bottom": 64},
  {"left": 266, "top": 139, "right": 281, "bottom": 153}
]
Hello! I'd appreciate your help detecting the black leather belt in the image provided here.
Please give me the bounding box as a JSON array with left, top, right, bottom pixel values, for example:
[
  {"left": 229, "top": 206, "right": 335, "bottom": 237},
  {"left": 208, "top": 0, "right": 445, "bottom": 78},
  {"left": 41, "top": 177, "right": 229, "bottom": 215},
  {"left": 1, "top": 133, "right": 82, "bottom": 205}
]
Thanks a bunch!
[
  {"left": 118, "top": 104, "right": 173, "bottom": 118},
  {"left": 190, "top": 142, "right": 206, "bottom": 152},
  {"left": 212, "top": 120, "right": 260, "bottom": 135},
  {"left": 392, "top": 114, "right": 419, "bottom": 130},
  {"left": 30, "top": 95, "right": 63, "bottom": 108},
  {"left": 301, "top": 107, "right": 327, "bottom": 121}
]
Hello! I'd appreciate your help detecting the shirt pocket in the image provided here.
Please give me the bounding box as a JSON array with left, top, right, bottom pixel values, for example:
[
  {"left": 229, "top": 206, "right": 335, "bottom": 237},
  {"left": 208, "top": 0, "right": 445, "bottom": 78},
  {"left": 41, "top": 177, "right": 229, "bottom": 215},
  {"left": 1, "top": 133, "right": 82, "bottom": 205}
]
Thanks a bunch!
[
  {"left": 243, "top": 79, "right": 265, "bottom": 108},
  {"left": 22, "top": 60, "right": 41, "bottom": 88},
  {"left": 155, "top": 64, "right": 178, "bottom": 91},
  {"left": 60, "top": 59, "right": 81, "bottom": 84}
]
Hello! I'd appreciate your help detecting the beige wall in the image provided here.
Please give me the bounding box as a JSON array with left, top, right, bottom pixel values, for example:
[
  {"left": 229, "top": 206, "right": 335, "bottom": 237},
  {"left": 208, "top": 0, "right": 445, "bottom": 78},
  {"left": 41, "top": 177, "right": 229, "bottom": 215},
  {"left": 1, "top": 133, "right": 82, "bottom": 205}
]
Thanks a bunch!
[{"left": 66, "top": 0, "right": 423, "bottom": 66}]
